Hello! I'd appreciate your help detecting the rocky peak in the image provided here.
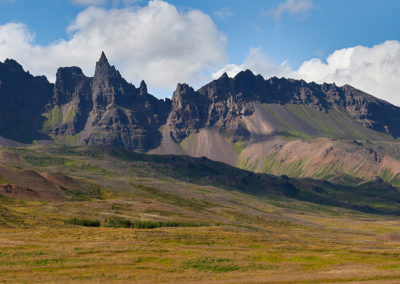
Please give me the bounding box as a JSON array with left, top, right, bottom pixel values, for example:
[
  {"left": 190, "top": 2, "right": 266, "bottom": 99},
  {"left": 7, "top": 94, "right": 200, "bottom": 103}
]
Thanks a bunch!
[
  {"left": 139, "top": 80, "right": 147, "bottom": 95},
  {"left": 99, "top": 51, "right": 108, "bottom": 63},
  {"left": 0, "top": 58, "right": 53, "bottom": 143},
  {"left": 172, "top": 84, "right": 195, "bottom": 101},
  {"left": 53, "top": 66, "right": 90, "bottom": 105},
  {"left": 94, "top": 51, "right": 120, "bottom": 80},
  {"left": 219, "top": 72, "right": 229, "bottom": 79},
  {"left": 3, "top": 59, "right": 24, "bottom": 72},
  {"left": 234, "top": 69, "right": 257, "bottom": 81},
  {"left": 168, "top": 83, "right": 210, "bottom": 141},
  {"left": 47, "top": 52, "right": 171, "bottom": 151},
  {"left": 55, "top": 67, "right": 87, "bottom": 87}
]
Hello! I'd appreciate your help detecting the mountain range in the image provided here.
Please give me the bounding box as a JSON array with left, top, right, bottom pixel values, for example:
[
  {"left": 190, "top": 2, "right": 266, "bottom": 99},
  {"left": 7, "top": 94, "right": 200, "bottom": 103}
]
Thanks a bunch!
[{"left": 1, "top": 52, "right": 400, "bottom": 185}]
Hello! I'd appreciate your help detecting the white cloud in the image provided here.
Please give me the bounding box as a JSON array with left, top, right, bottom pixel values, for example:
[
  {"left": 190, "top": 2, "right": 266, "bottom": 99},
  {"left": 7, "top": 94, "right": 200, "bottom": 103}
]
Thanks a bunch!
[
  {"left": 296, "top": 41, "right": 400, "bottom": 105},
  {"left": 213, "top": 7, "right": 233, "bottom": 20},
  {"left": 212, "top": 47, "right": 291, "bottom": 79},
  {"left": 73, "top": 0, "right": 106, "bottom": 6},
  {"left": 0, "top": 0, "right": 227, "bottom": 95},
  {"left": 267, "top": 0, "right": 313, "bottom": 20},
  {"left": 214, "top": 41, "right": 400, "bottom": 106}
]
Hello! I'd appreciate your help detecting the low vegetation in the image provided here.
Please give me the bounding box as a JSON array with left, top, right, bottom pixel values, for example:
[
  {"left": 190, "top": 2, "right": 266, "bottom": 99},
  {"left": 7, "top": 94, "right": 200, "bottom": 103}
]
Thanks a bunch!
[
  {"left": 103, "top": 217, "right": 207, "bottom": 229},
  {"left": 1, "top": 145, "right": 400, "bottom": 283},
  {"left": 66, "top": 217, "right": 100, "bottom": 227}
]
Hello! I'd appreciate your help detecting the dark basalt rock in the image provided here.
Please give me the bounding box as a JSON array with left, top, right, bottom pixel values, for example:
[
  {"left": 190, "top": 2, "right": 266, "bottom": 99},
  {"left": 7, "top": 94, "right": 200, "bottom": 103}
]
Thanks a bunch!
[
  {"left": 167, "top": 69, "right": 400, "bottom": 141},
  {"left": 51, "top": 66, "right": 92, "bottom": 135},
  {"left": 1, "top": 53, "right": 400, "bottom": 150},
  {"left": 50, "top": 52, "right": 171, "bottom": 151},
  {"left": 167, "top": 83, "right": 210, "bottom": 142},
  {"left": 0, "top": 59, "right": 53, "bottom": 143}
]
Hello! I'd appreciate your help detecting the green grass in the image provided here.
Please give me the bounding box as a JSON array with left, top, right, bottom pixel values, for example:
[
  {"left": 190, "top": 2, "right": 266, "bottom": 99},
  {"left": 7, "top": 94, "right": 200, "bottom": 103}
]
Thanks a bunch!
[
  {"left": 63, "top": 107, "right": 77, "bottom": 124},
  {"left": 1, "top": 145, "right": 400, "bottom": 282},
  {"left": 0, "top": 175, "right": 10, "bottom": 184},
  {"left": 183, "top": 257, "right": 241, "bottom": 272},
  {"left": 261, "top": 103, "right": 393, "bottom": 141},
  {"left": 131, "top": 183, "right": 214, "bottom": 211},
  {"left": 60, "top": 183, "right": 105, "bottom": 201},
  {"left": 233, "top": 140, "right": 245, "bottom": 154},
  {"left": 24, "top": 155, "right": 71, "bottom": 167},
  {"left": 42, "top": 106, "right": 62, "bottom": 132}
]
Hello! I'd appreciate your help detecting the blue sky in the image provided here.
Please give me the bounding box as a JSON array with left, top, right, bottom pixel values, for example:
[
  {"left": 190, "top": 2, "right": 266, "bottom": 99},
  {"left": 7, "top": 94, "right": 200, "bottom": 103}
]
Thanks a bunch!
[
  {"left": 174, "top": 0, "right": 400, "bottom": 67},
  {"left": 0, "top": 0, "right": 399, "bottom": 104}
]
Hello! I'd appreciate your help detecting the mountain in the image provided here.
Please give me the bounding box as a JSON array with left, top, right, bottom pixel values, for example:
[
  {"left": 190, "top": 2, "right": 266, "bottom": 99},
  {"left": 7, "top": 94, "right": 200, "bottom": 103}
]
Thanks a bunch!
[
  {"left": 46, "top": 52, "right": 171, "bottom": 151},
  {"left": 3, "top": 55, "right": 400, "bottom": 283},
  {"left": 166, "top": 70, "right": 400, "bottom": 143},
  {"left": 1, "top": 145, "right": 400, "bottom": 215},
  {"left": 2, "top": 53, "right": 400, "bottom": 184},
  {"left": 0, "top": 59, "right": 53, "bottom": 143},
  {"left": 154, "top": 67, "right": 400, "bottom": 186}
]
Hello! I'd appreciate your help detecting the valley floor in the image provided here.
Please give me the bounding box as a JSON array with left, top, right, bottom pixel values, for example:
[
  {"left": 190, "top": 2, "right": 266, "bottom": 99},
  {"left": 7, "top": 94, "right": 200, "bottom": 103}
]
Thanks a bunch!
[
  {"left": 2, "top": 200, "right": 400, "bottom": 283},
  {"left": 1, "top": 146, "right": 400, "bottom": 283}
]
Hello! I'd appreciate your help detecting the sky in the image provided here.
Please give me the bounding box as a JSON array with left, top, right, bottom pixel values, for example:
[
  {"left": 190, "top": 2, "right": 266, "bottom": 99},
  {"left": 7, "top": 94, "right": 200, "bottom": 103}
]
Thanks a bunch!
[{"left": 0, "top": 0, "right": 399, "bottom": 105}]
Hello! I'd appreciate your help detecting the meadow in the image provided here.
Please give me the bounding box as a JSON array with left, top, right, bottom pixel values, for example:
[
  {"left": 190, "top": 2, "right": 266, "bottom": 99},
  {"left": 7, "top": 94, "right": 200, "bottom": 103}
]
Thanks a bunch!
[{"left": 1, "top": 146, "right": 400, "bottom": 283}]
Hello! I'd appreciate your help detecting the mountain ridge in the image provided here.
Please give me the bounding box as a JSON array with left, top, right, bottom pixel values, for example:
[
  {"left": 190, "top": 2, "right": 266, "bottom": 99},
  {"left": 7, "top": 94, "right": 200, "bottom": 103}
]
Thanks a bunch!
[
  {"left": 2, "top": 53, "right": 400, "bottom": 185},
  {"left": 1, "top": 53, "right": 399, "bottom": 147}
]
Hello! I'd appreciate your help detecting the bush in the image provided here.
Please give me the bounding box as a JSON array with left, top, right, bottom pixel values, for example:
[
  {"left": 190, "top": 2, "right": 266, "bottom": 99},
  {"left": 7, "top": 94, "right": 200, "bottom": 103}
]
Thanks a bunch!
[
  {"left": 103, "top": 217, "right": 206, "bottom": 229},
  {"left": 66, "top": 217, "right": 100, "bottom": 227},
  {"left": 104, "top": 217, "right": 132, "bottom": 228}
]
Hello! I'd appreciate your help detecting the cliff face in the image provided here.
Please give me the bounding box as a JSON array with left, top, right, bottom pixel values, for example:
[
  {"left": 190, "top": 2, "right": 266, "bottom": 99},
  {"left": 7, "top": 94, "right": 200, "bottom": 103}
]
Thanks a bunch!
[
  {"left": 1, "top": 54, "right": 400, "bottom": 150},
  {"left": 167, "top": 70, "right": 400, "bottom": 142},
  {"left": 0, "top": 59, "right": 53, "bottom": 143},
  {"left": 47, "top": 52, "right": 171, "bottom": 151}
]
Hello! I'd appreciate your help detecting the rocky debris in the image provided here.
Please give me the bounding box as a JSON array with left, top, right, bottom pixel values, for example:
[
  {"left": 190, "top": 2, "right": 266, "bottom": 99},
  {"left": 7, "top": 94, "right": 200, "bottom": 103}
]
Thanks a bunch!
[{"left": 0, "top": 184, "right": 40, "bottom": 199}]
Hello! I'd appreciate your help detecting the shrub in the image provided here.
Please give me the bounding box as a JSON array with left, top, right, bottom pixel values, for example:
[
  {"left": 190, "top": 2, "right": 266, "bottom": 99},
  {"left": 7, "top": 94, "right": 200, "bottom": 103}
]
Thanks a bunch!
[
  {"left": 66, "top": 217, "right": 100, "bottom": 227},
  {"left": 103, "top": 217, "right": 207, "bottom": 229}
]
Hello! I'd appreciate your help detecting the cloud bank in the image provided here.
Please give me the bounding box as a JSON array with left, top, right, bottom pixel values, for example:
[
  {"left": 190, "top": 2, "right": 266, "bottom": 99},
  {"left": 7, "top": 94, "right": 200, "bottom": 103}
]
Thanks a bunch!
[
  {"left": 213, "top": 47, "right": 292, "bottom": 79},
  {"left": 72, "top": 0, "right": 106, "bottom": 6},
  {"left": 213, "top": 41, "right": 400, "bottom": 106},
  {"left": 267, "top": 0, "right": 313, "bottom": 20},
  {"left": 0, "top": 0, "right": 227, "bottom": 94}
]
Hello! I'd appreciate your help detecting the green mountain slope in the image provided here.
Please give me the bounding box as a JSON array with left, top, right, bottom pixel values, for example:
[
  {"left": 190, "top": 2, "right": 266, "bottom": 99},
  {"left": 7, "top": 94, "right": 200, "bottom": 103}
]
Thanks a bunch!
[
  {"left": 153, "top": 102, "right": 400, "bottom": 187},
  {"left": 1, "top": 145, "right": 400, "bottom": 216}
]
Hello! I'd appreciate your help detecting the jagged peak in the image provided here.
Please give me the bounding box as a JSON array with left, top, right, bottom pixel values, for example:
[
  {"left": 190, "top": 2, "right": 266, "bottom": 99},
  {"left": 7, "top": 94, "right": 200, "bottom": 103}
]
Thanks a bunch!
[
  {"left": 94, "top": 51, "right": 121, "bottom": 79},
  {"left": 56, "top": 66, "right": 85, "bottom": 76},
  {"left": 233, "top": 69, "right": 256, "bottom": 81},
  {"left": 95, "top": 51, "right": 111, "bottom": 70},
  {"left": 139, "top": 80, "right": 147, "bottom": 95},
  {"left": 173, "top": 83, "right": 196, "bottom": 99},
  {"left": 3, "top": 58, "right": 24, "bottom": 72},
  {"left": 219, "top": 72, "right": 229, "bottom": 79},
  {"left": 175, "top": 83, "right": 192, "bottom": 91},
  {"left": 99, "top": 51, "right": 109, "bottom": 64}
]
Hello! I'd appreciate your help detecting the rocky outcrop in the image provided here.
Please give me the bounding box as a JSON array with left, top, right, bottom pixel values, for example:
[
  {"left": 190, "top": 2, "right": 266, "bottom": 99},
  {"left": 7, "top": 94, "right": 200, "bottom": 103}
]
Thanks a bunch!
[
  {"left": 1, "top": 54, "right": 400, "bottom": 150},
  {"left": 50, "top": 66, "right": 92, "bottom": 135},
  {"left": 167, "top": 83, "right": 210, "bottom": 142},
  {"left": 48, "top": 52, "right": 171, "bottom": 151},
  {"left": 167, "top": 70, "right": 400, "bottom": 142},
  {"left": 0, "top": 59, "right": 53, "bottom": 143}
]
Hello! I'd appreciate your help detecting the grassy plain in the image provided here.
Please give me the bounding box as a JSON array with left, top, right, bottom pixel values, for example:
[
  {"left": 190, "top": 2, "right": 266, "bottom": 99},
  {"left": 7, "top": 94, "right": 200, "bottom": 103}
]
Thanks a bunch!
[{"left": 1, "top": 146, "right": 400, "bottom": 283}]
